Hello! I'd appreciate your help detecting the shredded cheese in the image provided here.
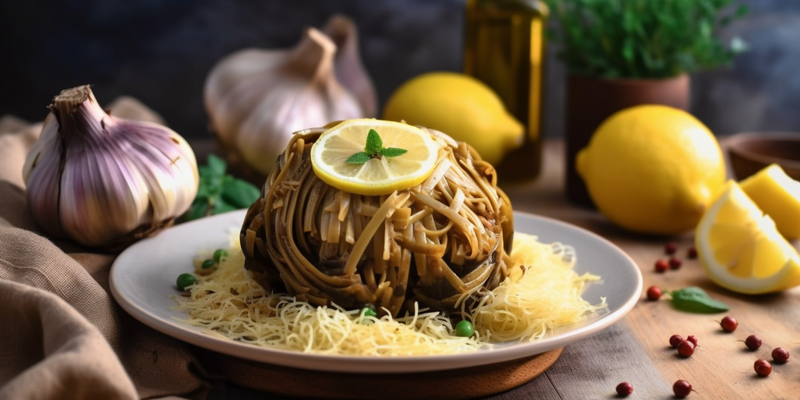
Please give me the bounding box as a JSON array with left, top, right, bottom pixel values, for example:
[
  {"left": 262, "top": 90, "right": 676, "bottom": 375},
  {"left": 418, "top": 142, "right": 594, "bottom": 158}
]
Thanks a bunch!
[{"left": 172, "top": 231, "right": 605, "bottom": 356}]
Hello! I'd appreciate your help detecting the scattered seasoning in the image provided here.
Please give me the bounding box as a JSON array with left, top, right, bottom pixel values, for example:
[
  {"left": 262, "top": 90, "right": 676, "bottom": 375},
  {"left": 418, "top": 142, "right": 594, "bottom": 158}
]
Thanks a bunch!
[
  {"left": 687, "top": 247, "right": 698, "bottom": 259},
  {"left": 655, "top": 259, "right": 669, "bottom": 273},
  {"left": 772, "top": 347, "right": 790, "bottom": 363},
  {"left": 646, "top": 286, "right": 662, "bottom": 301},
  {"left": 669, "top": 256, "right": 683, "bottom": 270},
  {"left": 687, "top": 335, "right": 698, "bottom": 347},
  {"left": 665, "top": 242, "right": 678, "bottom": 255},
  {"left": 677, "top": 340, "right": 695, "bottom": 357},
  {"left": 720, "top": 316, "right": 738, "bottom": 332},
  {"left": 745, "top": 335, "right": 762, "bottom": 350},
  {"left": 670, "top": 334, "right": 684, "bottom": 348},
  {"left": 754, "top": 359, "right": 772, "bottom": 376},
  {"left": 673, "top": 380, "right": 692, "bottom": 398},
  {"left": 615, "top": 382, "right": 633, "bottom": 397}
]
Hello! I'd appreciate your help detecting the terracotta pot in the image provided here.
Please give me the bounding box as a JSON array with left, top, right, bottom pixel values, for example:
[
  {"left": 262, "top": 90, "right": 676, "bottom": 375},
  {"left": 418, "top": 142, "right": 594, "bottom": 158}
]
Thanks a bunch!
[{"left": 565, "top": 74, "right": 690, "bottom": 207}]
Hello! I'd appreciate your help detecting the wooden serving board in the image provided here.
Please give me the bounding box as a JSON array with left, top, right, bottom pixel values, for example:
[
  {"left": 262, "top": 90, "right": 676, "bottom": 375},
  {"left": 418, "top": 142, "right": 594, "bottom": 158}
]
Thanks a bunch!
[{"left": 194, "top": 347, "right": 563, "bottom": 399}]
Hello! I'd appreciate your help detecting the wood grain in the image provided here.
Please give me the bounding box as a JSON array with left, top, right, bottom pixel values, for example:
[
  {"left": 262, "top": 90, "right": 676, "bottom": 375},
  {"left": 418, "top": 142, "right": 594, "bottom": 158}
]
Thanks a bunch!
[{"left": 196, "top": 347, "right": 563, "bottom": 399}]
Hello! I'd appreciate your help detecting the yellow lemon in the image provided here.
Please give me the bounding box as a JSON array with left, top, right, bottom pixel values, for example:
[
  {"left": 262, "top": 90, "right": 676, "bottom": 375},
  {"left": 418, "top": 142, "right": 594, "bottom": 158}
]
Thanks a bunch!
[
  {"left": 695, "top": 180, "right": 800, "bottom": 294},
  {"left": 310, "top": 119, "right": 439, "bottom": 196},
  {"left": 740, "top": 164, "right": 800, "bottom": 239},
  {"left": 382, "top": 72, "right": 523, "bottom": 165},
  {"left": 576, "top": 105, "right": 726, "bottom": 235}
]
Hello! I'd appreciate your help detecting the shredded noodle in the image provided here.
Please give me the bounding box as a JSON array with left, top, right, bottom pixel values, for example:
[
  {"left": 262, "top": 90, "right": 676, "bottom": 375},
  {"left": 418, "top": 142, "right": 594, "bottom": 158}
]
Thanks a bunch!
[{"left": 172, "top": 231, "right": 605, "bottom": 355}]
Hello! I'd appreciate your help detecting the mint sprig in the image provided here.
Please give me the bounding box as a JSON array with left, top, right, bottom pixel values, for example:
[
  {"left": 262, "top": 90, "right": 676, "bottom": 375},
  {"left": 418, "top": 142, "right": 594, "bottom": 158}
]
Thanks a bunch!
[{"left": 346, "top": 129, "right": 408, "bottom": 165}]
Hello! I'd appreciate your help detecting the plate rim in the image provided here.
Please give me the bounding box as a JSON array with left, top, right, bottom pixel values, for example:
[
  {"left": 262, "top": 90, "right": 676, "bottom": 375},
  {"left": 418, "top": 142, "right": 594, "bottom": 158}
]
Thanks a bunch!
[{"left": 110, "top": 209, "right": 642, "bottom": 373}]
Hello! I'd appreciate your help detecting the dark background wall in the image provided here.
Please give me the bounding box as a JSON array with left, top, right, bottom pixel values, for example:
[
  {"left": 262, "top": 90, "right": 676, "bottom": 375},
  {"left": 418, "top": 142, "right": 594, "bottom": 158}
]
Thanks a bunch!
[{"left": 1, "top": 0, "right": 798, "bottom": 139}]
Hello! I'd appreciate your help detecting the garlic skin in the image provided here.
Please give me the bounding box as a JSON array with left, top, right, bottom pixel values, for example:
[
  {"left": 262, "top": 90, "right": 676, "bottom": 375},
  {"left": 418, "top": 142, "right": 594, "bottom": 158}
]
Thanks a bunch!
[
  {"left": 22, "top": 85, "right": 199, "bottom": 249},
  {"left": 204, "top": 16, "right": 376, "bottom": 177}
]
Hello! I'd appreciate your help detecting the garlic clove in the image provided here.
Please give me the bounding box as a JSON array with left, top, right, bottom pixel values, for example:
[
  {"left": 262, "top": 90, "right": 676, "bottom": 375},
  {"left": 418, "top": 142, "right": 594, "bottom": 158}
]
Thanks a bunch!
[{"left": 323, "top": 15, "right": 377, "bottom": 118}]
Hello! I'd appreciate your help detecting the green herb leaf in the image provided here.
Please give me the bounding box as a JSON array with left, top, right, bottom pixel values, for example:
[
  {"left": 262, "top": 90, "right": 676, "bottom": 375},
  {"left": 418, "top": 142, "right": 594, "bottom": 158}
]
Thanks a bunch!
[
  {"left": 213, "top": 198, "right": 238, "bottom": 214},
  {"left": 365, "top": 129, "right": 383, "bottom": 154},
  {"left": 346, "top": 129, "right": 408, "bottom": 165},
  {"left": 221, "top": 178, "right": 260, "bottom": 209},
  {"left": 183, "top": 156, "right": 261, "bottom": 222},
  {"left": 206, "top": 154, "right": 227, "bottom": 177},
  {"left": 670, "top": 287, "right": 729, "bottom": 313},
  {"left": 380, "top": 147, "right": 408, "bottom": 158},
  {"left": 346, "top": 152, "right": 371, "bottom": 165},
  {"left": 542, "top": 0, "right": 748, "bottom": 78},
  {"left": 185, "top": 199, "right": 210, "bottom": 221}
]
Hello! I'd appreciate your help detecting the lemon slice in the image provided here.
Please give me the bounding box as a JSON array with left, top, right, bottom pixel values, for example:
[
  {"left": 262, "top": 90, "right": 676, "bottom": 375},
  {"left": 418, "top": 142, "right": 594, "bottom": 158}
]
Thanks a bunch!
[
  {"left": 310, "top": 119, "right": 439, "bottom": 196},
  {"left": 740, "top": 164, "right": 800, "bottom": 239},
  {"left": 695, "top": 180, "right": 800, "bottom": 294}
]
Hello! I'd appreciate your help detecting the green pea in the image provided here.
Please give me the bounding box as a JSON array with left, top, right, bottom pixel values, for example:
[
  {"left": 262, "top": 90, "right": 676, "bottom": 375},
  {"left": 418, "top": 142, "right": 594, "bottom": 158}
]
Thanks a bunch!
[
  {"left": 201, "top": 259, "right": 215, "bottom": 269},
  {"left": 455, "top": 320, "right": 475, "bottom": 338},
  {"left": 362, "top": 306, "right": 377, "bottom": 318},
  {"left": 177, "top": 273, "right": 197, "bottom": 291},
  {"left": 213, "top": 249, "right": 228, "bottom": 264}
]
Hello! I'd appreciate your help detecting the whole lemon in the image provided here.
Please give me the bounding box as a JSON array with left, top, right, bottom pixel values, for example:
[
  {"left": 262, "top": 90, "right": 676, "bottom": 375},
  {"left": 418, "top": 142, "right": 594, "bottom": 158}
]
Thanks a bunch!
[
  {"left": 382, "top": 72, "right": 523, "bottom": 165},
  {"left": 576, "top": 105, "right": 726, "bottom": 235}
]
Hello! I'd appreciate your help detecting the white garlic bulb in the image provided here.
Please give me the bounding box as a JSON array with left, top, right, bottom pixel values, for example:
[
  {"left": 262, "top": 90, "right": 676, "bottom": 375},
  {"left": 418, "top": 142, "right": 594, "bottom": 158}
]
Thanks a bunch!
[
  {"left": 22, "top": 85, "right": 199, "bottom": 249},
  {"left": 204, "top": 15, "right": 376, "bottom": 177}
]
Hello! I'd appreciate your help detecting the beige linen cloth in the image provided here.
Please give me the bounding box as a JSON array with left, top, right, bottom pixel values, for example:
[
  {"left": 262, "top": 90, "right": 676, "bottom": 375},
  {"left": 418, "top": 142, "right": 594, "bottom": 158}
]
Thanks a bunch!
[{"left": 0, "top": 100, "right": 209, "bottom": 400}]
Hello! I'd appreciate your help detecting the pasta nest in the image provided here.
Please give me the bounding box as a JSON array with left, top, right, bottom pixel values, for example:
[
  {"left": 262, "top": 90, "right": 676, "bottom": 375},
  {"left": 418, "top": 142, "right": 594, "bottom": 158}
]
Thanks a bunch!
[{"left": 240, "top": 126, "right": 514, "bottom": 317}]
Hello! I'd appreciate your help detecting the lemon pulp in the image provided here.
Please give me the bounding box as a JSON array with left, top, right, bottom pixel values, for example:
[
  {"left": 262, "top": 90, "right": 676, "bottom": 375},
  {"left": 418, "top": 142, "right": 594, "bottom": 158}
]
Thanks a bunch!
[
  {"left": 740, "top": 164, "right": 800, "bottom": 239},
  {"left": 310, "top": 119, "right": 439, "bottom": 196},
  {"left": 695, "top": 180, "right": 800, "bottom": 294}
]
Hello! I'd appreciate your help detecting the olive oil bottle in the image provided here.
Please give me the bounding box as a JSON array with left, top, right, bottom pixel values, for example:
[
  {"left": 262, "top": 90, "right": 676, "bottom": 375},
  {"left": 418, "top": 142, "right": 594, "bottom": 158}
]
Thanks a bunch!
[{"left": 464, "top": 0, "right": 548, "bottom": 182}]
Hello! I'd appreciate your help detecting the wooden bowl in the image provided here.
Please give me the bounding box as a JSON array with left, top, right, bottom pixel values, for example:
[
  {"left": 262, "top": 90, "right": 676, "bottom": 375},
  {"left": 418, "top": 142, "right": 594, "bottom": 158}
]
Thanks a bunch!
[{"left": 726, "top": 132, "right": 800, "bottom": 181}]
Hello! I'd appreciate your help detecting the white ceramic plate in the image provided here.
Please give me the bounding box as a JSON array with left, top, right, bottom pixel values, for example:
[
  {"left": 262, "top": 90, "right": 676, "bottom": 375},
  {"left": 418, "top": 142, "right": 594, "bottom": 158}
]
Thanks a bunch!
[{"left": 110, "top": 210, "right": 641, "bottom": 374}]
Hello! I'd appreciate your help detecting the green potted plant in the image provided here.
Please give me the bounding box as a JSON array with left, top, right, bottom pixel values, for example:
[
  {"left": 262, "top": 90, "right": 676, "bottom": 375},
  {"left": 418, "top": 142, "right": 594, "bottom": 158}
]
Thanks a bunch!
[{"left": 543, "top": 0, "right": 747, "bottom": 206}]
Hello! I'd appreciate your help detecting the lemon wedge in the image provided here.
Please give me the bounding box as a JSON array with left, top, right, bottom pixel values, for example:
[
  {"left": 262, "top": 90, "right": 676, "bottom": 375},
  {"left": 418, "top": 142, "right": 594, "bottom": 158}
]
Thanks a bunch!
[
  {"left": 740, "top": 164, "right": 800, "bottom": 239},
  {"left": 695, "top": 180, "right": 800, "bottom": 294},
  {"left": 310, "top": 119, "right": 439, "bottom": 196}
]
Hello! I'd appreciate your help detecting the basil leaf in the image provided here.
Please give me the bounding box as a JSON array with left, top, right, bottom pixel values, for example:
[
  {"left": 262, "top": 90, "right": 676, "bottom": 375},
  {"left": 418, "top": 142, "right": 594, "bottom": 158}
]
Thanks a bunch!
[
  {"left": 380, "top": 147, "right": 408, "bottom": 158},
  {"left": 221, "top": 178, "right": 260, "bottom": 209},
  {"left": 346, "top": 152, "right": 371, "bottom": 165},
  {"left": 365, "top": 129, "right": 382, "bottom": 154},
  {"left": 206, "top": 154, "right": 227, "bottom": 177},
  {"left": 670, "top": 287, "right": 729, "bottom": 313}
]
